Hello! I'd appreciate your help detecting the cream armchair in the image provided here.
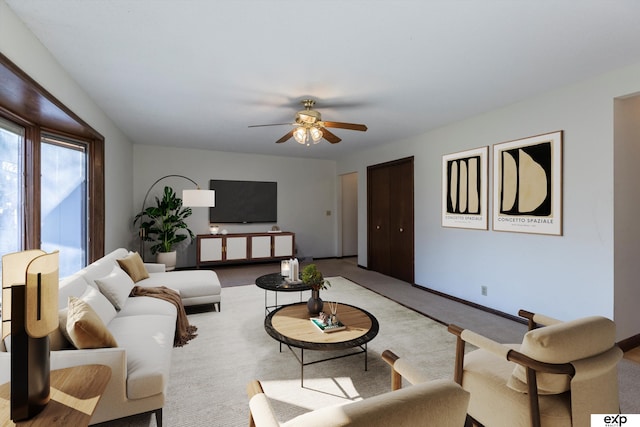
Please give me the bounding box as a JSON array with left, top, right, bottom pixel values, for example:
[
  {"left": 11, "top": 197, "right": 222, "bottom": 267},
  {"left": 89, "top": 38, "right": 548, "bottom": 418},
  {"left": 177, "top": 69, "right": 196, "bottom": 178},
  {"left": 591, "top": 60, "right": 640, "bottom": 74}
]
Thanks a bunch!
[
  {"left": 247, "top": 349, "right": 470, "bottom": 427},
  {"left": 448, "top": 309, "right": 623, "bottom": 427}
]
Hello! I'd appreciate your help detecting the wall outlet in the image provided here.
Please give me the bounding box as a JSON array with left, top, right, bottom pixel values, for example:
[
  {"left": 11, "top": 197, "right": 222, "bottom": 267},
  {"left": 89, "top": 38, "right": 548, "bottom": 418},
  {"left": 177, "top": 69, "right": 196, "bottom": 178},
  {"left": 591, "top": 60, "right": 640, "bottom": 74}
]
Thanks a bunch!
[{"left": 481, "top": 285, "right": 488, "bottom": 296}]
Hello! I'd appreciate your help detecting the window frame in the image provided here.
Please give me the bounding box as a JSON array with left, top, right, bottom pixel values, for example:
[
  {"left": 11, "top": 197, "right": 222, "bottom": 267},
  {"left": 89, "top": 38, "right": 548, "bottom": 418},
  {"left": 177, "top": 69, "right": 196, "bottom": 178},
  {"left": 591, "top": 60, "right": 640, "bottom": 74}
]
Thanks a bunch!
[{"left": 0, "top": 52, "right": 105, "bottom": 263}]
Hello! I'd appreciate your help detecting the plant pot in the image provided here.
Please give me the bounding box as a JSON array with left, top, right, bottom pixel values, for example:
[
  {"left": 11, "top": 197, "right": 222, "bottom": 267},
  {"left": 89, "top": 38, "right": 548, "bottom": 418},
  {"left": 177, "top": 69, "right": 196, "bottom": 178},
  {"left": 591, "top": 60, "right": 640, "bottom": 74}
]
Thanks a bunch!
[
  {"left": 156, "top": 251, "right": 177, "bottom": 271},
  {"left": 307, "top": 289, "right": 323, "bottom": 315}
]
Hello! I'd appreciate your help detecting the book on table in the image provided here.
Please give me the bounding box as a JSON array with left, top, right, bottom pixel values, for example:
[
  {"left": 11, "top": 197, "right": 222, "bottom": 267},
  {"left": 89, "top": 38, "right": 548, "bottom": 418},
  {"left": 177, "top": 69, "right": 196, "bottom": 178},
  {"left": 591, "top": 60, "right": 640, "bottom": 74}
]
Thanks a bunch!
[{"left": 310, "top": 317, "right": 346, "bottom": 333}]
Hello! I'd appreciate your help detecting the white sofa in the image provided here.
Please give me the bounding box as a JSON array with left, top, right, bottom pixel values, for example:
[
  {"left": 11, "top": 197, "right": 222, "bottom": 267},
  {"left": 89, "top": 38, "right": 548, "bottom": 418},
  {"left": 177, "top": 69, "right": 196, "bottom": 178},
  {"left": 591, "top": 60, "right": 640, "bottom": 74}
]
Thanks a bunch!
[{"left": 0, "top": 248, "right": 222, "bottom": 425}]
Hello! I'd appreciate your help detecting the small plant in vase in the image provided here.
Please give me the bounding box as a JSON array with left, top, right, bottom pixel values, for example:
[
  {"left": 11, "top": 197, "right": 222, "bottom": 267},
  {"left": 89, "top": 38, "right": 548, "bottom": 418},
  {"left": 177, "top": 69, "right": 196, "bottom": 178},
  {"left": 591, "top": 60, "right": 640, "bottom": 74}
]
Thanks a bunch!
[{"left": 301, "top": 264, "right": 331, "bottom": 315}]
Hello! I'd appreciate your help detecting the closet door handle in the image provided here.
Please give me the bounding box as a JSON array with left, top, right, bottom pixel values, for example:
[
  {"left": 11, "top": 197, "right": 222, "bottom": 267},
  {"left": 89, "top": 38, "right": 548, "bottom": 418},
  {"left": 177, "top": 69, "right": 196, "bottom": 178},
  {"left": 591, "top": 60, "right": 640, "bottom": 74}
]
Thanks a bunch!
[
  {"left": 399, "top": 228, "right": 404, "bottom": 232},
  {"left": 376, "top": 225, "right": 381, "bottom": 230}
]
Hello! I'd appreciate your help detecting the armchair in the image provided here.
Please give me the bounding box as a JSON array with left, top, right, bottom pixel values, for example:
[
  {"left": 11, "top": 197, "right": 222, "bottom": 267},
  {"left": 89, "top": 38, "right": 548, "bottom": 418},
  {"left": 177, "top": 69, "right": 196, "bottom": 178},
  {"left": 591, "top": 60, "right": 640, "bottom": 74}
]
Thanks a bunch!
[
  {"left": 247, "top": 349, "right": 469, "bottom": 427},
  {"left": 448, "top": 309, "right": 623, "bottom": 427}
]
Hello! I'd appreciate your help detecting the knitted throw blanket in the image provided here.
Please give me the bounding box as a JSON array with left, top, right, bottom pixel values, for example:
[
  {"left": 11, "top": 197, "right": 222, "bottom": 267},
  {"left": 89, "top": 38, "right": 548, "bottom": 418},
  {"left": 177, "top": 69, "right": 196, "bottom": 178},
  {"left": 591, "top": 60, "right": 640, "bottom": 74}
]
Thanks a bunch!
[{"left": 130, "top": 286, "right": 198, "bottom": 347}]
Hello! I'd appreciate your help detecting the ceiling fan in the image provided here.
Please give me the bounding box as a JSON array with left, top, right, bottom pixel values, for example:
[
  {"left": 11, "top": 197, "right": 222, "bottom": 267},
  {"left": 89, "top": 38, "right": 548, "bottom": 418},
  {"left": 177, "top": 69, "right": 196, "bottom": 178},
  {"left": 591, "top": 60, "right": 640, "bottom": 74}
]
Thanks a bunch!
[{"left": 248, "top": 99, "right": 368, "bottom": 145}]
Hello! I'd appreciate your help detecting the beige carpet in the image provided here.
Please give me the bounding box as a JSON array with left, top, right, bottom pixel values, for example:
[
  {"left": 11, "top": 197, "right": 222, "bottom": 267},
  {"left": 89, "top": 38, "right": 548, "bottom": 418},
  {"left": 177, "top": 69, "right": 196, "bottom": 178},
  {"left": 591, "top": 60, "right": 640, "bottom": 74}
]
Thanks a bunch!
[{"left": 98, "top": 277, "right": 459, "bottom": 426}]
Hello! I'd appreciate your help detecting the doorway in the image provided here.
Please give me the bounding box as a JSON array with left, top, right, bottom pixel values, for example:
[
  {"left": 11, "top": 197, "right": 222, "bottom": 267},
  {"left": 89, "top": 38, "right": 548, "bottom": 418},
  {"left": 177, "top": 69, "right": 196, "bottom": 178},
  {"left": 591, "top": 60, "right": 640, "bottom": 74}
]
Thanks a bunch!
[{"left": 341, "top": 172, "right": 358, "bottom": 257}]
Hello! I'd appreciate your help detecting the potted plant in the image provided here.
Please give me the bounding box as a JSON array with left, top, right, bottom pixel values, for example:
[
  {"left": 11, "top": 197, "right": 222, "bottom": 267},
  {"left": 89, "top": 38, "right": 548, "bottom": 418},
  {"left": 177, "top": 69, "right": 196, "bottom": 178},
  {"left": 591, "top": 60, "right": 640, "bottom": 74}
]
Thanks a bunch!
[
  {"left": 301, "top": 264, "right": 331, "bottom": 315},
  {"left": 134, "top": 186, "right": 195, "bottom": 271}
]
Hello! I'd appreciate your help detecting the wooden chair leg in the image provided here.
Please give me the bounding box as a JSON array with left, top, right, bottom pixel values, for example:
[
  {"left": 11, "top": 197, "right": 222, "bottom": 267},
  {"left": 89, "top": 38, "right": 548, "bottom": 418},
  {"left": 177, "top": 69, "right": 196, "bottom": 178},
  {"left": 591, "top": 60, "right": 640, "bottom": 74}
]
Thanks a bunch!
[
  {"left": 525, "top": 367, "right": 542, "bottom": 427},
  {"left": 381, "top": 350, "right": 402, "bottom": 390}
]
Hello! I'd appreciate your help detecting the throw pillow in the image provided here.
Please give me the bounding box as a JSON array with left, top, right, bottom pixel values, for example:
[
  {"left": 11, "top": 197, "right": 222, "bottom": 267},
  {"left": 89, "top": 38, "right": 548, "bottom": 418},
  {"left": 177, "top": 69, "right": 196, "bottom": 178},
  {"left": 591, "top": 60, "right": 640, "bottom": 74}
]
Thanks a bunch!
[
  {"left": 49, "top": 326, "right": 72, "bottom": 351},
  {"left": 95, "top": 266, "right": 135, "bottom": 311},
  {"left": 117, "top": 252, "right": 150, "bottom": 282},
  {"left": 56, "top": 287, "right": 116, "bottom": 350},
  {"left": 66, "top": 296, "right": 118, "bottom": 349},
  {"left": 79, "top": 286, "right": 118, "bottom": 325}
]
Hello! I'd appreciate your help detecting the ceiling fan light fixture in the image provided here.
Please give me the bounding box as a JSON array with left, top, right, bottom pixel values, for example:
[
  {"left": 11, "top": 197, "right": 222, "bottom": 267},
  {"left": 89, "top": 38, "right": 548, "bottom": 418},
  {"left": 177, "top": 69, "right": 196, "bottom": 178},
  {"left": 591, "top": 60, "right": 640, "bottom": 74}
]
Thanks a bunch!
[
  {"left": 249, "top": 98, "right": 367, "bottom": 145},
  {"left": 293, "top": 127, "right": 307, "bottom": 144},
  {"left": 295, "top": 109, "right": 321, "bottom": 125},
  {"left": 310, "top": 127, "right": 323, "bottom": 143}
]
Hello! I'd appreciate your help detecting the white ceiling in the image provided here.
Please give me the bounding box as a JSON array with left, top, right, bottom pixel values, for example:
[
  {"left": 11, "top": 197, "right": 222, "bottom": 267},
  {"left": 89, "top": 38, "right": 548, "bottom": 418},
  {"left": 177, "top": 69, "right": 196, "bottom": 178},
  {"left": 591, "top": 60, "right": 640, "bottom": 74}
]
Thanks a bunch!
[{"left": 6, "top": 1, "right": 640, "bottom": 160}]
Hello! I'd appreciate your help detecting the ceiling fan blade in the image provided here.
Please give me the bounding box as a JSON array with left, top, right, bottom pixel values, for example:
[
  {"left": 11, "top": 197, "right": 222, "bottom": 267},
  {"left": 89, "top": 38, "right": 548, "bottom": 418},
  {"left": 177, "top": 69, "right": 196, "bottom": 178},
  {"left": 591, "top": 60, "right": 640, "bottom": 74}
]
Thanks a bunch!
[
  {"left": 248, "top": 122, "right": 295, "bottom": 128},
  {"left": 322, "top": 121, "right": 368, "bottom": 132},
  {"left": 321, "top": 127, "right": 341, "bottom": 144},
  {"left": 275, "top": 129, "right": 294, "bottom": 144}
]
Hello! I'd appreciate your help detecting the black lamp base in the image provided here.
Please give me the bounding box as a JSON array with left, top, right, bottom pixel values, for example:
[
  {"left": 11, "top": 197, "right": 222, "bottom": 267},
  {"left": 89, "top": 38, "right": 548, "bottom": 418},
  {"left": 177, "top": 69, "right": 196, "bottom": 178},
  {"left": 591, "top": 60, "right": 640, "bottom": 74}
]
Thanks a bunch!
[{"left": 10, "top": 284, "right": 50, "bottom": 421}]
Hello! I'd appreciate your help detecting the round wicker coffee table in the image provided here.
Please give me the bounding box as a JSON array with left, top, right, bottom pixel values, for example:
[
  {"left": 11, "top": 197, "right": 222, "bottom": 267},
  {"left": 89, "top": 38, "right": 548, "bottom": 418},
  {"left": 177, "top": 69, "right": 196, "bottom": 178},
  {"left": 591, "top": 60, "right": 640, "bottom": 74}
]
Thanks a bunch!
[{"left": 264, "top": 301, "right": 379, "bottom": 386}]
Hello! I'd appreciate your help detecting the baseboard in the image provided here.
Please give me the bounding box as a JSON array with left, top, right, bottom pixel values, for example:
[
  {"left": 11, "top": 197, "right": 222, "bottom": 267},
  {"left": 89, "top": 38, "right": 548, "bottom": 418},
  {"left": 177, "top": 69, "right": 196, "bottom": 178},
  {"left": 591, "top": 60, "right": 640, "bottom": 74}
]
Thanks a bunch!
[
  {"left": 411, "top": 283, "right": 527, "bottom": 325},
  {"left": 617, "top": 333, "right": 640, "bottom": 352}
]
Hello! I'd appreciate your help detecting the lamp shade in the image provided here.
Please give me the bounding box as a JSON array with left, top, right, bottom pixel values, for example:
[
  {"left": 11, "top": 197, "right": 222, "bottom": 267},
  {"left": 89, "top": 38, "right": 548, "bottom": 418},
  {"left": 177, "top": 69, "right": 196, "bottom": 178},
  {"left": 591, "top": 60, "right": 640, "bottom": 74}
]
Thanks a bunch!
[
  {"left": 293, "top": 127, "right": 307, "bottom": 144},
  {"left": 182, "top": 189, "right": 215, "bottom": 207},
  {"left": 310, "top": 127, "right": 323, "bottom": 142}
]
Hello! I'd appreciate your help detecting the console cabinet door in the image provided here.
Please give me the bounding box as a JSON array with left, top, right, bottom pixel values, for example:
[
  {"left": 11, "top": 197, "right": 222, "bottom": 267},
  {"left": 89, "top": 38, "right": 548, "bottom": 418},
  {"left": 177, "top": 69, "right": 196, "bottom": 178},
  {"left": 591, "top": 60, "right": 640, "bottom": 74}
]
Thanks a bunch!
[
  {"left": 251, "top": 235, "right": 272, "bottom": 259},
  {"left": 200, "top": 236, "right": 223, "bottom": 262},
  {"left": 273, "top": 234, "right": 294, "bottom": 257},
  {"left": 226, "top": 236, "right": 247, "bottom": 260}
]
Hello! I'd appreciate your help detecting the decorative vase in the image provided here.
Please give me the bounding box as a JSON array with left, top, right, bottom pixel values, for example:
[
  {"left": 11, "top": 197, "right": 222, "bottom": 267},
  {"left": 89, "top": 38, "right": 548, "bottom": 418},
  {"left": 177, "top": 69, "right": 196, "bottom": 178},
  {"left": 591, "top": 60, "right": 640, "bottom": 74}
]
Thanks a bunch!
[
  {"left": 307, "top": 289, "right": 323, "bottom": 315},
  {"left": 156, "top": 251, "right": 177, "bottom": 271}
]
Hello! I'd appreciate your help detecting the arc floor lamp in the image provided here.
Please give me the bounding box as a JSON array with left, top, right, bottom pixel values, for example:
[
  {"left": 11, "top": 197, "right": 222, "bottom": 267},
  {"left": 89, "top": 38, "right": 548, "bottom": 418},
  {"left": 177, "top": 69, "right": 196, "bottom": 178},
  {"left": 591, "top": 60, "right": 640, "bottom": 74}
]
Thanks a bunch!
[{"left": 137, "top": 174, "right": 216, "bottom": 260}]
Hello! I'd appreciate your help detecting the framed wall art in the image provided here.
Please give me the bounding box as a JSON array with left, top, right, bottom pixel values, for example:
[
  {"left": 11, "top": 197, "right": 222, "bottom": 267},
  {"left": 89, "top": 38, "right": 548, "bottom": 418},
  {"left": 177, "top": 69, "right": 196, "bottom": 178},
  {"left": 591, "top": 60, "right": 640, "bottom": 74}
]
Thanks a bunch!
[
  {"left": 492, "top": 131, "right": 563, "bottom": 235},
  {"left": 442, "top": 146, "right": 488, "bottom": 230}
]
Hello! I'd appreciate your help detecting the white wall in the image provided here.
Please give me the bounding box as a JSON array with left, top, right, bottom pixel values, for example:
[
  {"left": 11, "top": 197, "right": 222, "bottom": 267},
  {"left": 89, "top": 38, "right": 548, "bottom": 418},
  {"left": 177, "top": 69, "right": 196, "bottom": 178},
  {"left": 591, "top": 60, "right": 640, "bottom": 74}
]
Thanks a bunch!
[
  {"left": 0, "top": 2, "right": 134, "bottom": 254},
  {"left": 132, "top": 145, "right": 337, "bottom": 267},
  {"left": 338, "top": 61, "right": 640, "bottom": 337},
  {"left": 614, "top": 93, "right": 640, "bottom": 340}
]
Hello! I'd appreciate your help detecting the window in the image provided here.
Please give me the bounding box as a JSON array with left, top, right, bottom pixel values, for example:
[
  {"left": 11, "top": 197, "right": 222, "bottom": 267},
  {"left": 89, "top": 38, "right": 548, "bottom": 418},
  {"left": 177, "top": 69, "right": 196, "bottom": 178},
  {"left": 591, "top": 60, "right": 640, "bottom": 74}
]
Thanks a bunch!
[
  {"left": 41, "top": 136, "right": 88, "bottom": 277},
  {"left": 0, "top": 52, "right": 105, "bottom": 275},
  {"left": 0, "top": 117, "right": 25, "bottom": 277}
]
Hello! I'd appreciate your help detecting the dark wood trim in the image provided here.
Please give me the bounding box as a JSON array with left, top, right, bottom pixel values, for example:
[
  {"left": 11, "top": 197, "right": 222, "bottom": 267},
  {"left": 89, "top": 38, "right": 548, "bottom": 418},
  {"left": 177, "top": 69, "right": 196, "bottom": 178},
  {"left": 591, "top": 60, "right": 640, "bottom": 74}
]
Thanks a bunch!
[
  {"left": 23, "top": 125, "right": 40, "bottom": 250},
  {"left": 366, "top": 156, "right": 416, "bottom": 171},
  {"left": 617, "top": 333, "right": 640, "bottom": 353},
  {"left": 0, "top": 52, "right": 102, "bottom": 140},
  {"left": 413, "top": 282, "right": 527, "bottom": 325},
  {"left": 0, "top": 52, "right": 105, "bottom": 263},
  {"left": 88, "top": 137, "right": 106, "bottom": 261}
]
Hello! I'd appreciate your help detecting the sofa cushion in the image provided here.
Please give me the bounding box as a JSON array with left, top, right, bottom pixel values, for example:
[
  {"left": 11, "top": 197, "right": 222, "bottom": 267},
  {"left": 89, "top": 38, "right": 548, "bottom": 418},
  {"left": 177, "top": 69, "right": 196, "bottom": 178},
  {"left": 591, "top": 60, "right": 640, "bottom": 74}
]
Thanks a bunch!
[
  {"left": 116, "top": 295, "right": 177, "bottom": 318},
  {"left": 95, "top": 266, "right": 135, "bottom": 311},
  {"left": 80, "top": 248, "right": 129, "bottom": 288},
  {"left": 80, "top": 286, "right": 118, "bottom": 324},
  {"left": 66, "top": 296, "right": 118, "bottom": 349},
  {"left": 108, "top": 314, "right": 176, "bottom": 399},
  {"left": 508, "top": 316, "right": 616, "bottom": 394},
  {"left": 58, "top": 273, "right": 91, "bottom": 309},
  {"left": 117, "top": 252, "right": 150, "bottom": 282},
  {"left": 138, "top": 270, "right": 221, "bottom": 302}
]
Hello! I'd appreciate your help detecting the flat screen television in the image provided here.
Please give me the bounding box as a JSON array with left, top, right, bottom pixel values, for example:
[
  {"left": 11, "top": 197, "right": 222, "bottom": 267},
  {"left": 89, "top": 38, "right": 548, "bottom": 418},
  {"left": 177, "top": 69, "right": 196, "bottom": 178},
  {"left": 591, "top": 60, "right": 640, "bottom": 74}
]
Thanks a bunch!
[{"left": 209, "top": 179, "right": 277, "bottom": 224}]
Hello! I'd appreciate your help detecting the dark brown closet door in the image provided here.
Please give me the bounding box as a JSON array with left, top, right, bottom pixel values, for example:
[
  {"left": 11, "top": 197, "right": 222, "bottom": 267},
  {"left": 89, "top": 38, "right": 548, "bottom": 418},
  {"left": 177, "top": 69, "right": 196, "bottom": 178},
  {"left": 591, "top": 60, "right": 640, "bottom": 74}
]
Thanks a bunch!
[
  {"left": 368, "top": 164, "right": 391, "bottom": 275},
  {"left": 367, "top": 157, "right": 414, "bottom": 284}
]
